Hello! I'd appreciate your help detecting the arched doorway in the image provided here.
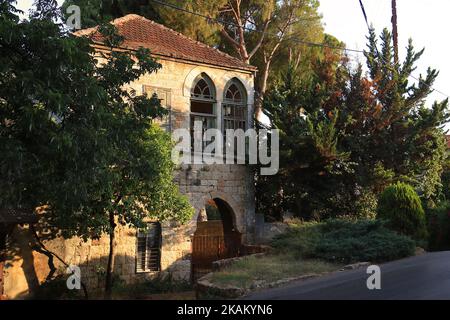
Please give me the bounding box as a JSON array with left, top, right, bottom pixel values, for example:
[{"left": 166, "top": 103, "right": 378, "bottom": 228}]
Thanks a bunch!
[{"left": 191, "top": 198, "right": 242, "bottom": 281}]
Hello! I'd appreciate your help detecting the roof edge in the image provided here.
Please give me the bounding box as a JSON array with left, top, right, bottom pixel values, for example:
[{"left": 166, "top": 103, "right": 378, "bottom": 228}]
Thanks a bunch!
[{"left": 74, "top": 14, "right": 257, "bottom": 72}]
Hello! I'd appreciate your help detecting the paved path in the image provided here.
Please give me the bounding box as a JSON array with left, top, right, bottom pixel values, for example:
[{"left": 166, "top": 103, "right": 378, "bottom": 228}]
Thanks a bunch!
[{"left": 244, "top": 251, "right": 450, "bottom": 300}]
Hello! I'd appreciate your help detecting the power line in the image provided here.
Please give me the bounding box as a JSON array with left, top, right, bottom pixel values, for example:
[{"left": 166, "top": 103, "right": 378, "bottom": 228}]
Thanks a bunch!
[
  {"left": 358, "top": 0, "right": 371, "bottom": 30},
  {"left": 408, "top": 74, "right": 450, "bottom": 99},
  {"left": 355, "top": 0, "right": 449, "bottom": 99},
  {"left": 150, "top": 0, "right": 450, "bottom": 99},
  {"left": 150, "top": 0, "right": 362, "bottom": 54}
]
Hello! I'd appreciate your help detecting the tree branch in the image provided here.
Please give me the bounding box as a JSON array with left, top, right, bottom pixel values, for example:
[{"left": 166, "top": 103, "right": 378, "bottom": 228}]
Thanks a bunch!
[
  {"left": 30, "top": 225, "right": 89, "bottom": 299},
  {"left": 220, "top": 27, "right": 240, "bottom": 52},
  {"left": 248, "top": 19, "right": 271, "bottom": 60}
]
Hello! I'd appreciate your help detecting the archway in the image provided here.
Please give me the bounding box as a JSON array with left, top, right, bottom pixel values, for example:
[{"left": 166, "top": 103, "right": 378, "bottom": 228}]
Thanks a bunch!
[{"left": 191, "top": 198, "right": 242, "bottom": 281}]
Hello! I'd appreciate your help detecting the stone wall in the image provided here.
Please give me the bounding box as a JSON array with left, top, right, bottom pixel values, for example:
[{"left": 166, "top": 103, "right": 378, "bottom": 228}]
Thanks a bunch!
[
  {"left": 4, "top": 222, "right": 195, "bottom": 298},
  {"left": 254, "top": 214, "right": 289, "bottom": 244},
  {"left": 175, "top": 163, "right": 255, "bottom": 242}
]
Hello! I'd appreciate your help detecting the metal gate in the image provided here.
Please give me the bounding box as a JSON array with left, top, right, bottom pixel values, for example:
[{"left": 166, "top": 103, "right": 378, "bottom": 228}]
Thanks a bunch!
[{"left": 192, "top": 221, "right": 242, "bottom": 281}]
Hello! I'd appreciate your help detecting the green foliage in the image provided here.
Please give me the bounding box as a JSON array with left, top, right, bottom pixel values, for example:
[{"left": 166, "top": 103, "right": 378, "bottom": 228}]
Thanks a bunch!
[
  {"left": 258, "top": 27, "right": 449, "bottom": 221},
  {"left": 112, "top": 274, "right": 192, "bottom": 299},
  {"left": 426, "top": 201, "right": 450, "bottom": 251},
  {"left": 440, "top": 156, "right": 450, "bottom": 201},
  {"left": 30, "top": 276, "right": 84, "bottom": 300},
  {"left": 62, "top": 0, "right": 225, "bottom": 45},
  {"left": 205, "top": 200, "right": 221, "bottom": 221},
  {"left": 377, "top": 182, "right": 428, "bottom": 240},
  {"left": 1, "top": 2, "right": 194, "bottom": 297},
  {"left": 62, "top": 0, "right": 163, "bottom": 28},
  {"left": 272, "top": 219, "right": 416, "bottom": 264},
  {"left": 1, "top": 2, "right": 193, "bottom": 233},
  {"left": 63, "top": 0, "right": 325, "bottom": 99}
]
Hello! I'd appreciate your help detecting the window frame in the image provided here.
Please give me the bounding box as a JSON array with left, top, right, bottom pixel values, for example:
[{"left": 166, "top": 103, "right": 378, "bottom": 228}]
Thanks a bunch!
[
  {"left": 190, "top": 74, "right": 217, "bottom": 153},
  {"left": 222, "top": 79, "right": 248, "bottom": 132},
  {"left": 135, "top": 222, "right": 162, "bottom": 274},
  {"left": 143, "top": 85, "right": 172, "bottom": 132}
]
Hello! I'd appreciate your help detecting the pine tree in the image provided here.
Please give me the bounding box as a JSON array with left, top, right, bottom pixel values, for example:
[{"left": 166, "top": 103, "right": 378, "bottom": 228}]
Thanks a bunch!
[{"left": 259, "top": 28, "right": 449, "bottom": 220}]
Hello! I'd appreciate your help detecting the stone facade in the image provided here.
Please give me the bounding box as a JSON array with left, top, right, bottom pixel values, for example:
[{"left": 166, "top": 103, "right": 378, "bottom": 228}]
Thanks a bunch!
[{"left": 3, "top": 51, "right": 256, "bottom": 298}]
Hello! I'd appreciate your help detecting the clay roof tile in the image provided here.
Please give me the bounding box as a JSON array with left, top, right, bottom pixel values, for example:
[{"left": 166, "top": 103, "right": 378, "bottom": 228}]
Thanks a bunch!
[{"left": 74, "top": 14, "right": 257, "bottom": 72}]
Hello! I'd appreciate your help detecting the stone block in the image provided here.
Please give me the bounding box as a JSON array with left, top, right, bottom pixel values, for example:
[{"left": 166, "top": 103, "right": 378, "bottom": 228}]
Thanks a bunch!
[{"left": 168, "top": 260, "right": 191, "bottom": 281}]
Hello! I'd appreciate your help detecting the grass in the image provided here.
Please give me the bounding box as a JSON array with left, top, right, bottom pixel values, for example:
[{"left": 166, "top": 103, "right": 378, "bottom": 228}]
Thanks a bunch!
[
  {"left": 210, "top": 252, "right": 341, "bottom": 289},
  {"left": 208, "top": 218, "right": 417, "bottom": 291},
  {"left": 111, "top": 275, "right": 193, "bottom": 299}
]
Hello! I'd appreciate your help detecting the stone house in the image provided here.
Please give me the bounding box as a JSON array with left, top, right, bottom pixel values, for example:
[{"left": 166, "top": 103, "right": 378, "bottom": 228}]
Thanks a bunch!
[{"left": 2, "top": 14, "right": 258, "bottom": 298}]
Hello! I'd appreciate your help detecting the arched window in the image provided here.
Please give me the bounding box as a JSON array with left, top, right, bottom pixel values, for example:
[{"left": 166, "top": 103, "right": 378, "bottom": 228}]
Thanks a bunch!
[
  {"left": 192, "top": 77, "right": 214, "bottom": 100},
  {"left": 223, "top": 79, "right": 247, "bottom": 131},
  {"left": 190, "top": 74, "right": 216, "bottom": 151}
]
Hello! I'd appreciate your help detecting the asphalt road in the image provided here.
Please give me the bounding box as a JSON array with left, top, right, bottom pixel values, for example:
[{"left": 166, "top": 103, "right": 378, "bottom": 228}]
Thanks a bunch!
[{"left": 244, "top": 251, "right": 450, "bottom": 300}]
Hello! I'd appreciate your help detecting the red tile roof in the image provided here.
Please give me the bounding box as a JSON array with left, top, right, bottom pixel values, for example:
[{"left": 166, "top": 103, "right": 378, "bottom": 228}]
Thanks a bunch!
[{"left": 75, "top": 14, "right": 256, "bottom": 72}]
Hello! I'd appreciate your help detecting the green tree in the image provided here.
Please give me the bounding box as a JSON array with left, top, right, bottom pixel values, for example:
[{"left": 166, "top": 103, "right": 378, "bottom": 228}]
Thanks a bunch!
[
  {"left": 62, "top": 0, "right": 163, "bottom": 27},
  {"left": 259, "top": 28, "right": 449, "bottom": 220},
  {"left": 0, "top": 0, "right": 193, "bottom": 298},
  {"left": 257, "top": 47, "right": 351, "bottom": 220},
  {"left": 62, "top": 0, "right": 225, "bottom": 45},
  {"left": 335, "top": 28, "right": 449, "bottom": 206},
  {"left": 377, "top": 182, "right": 428, "bottom": 241}
]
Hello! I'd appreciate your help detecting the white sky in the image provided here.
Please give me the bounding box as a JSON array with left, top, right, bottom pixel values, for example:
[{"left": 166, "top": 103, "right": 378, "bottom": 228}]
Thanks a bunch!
[
  {"left": 319, "top": 0, "right": 450, "bottom": 107},
  {"left": 16, "top": 0, "right": 450, "bottom": 108}
]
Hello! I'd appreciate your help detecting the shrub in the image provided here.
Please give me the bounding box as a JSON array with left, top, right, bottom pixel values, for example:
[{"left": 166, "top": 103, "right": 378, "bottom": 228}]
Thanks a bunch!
[
  {"left": 272, "top": 219, "right": 416, "bottom": 264},
  {"left": 377, "top": 182, "right": 428, "bottom": 240},
  {"left": 426, "top": 201, "right": 450, "bottom": 251},
  {"left": 31, "top": 276, "right": 84, "bottom": 300},
  {"left": 112, "top": 274, "right": 192, "bottom": 299}
]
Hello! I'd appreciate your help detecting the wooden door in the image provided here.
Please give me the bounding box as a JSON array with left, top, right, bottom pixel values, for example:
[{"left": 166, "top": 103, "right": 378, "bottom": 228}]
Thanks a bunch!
[{"left": 191, "top": 221, "right": 242, "bottom": 281}]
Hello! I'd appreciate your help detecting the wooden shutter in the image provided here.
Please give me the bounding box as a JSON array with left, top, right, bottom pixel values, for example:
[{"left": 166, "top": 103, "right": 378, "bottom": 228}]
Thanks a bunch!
[{"left": 143, "top": 86, "right": 172, "bottom": 132}]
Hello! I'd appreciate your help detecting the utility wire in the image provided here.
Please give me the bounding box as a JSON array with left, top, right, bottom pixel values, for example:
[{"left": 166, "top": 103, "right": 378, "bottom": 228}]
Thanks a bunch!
[
  {"left": 150, "top": 0, "right": 362, "bottom": 53},
  {"left": 358, "top": 0, "right": 371, "bottom": 30},
  {"left": 150, "top": 0, "right": 450, "bottom": 99},
  {"left": 356, "top": 0, "right": 449, "bottom": 99}
]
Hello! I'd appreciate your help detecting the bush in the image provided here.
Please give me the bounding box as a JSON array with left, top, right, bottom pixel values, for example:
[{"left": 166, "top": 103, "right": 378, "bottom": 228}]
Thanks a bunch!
[
  {"left": 272, "top": 219, "right": 416, "bottom": 264},
  {"left": 377, "top": 182, "right": 428, "bottom": 240},
  {"left": 31, "top": 276, "right": 85, "bottom": 300},
  {"left": 112, "top": 274, "right": 192, "bottom": 299},
  {"left": 426, "top": 201, "right": 450, "bottom": 251}
]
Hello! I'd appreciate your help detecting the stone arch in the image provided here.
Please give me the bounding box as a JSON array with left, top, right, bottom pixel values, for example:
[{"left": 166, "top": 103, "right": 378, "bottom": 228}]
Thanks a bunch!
[
  {"left": 220, "top": 72, "right": 254, "bottom": 105},
  {"left": 208, "top": 191, "right": 244, "bottom": 234},
  {"left": 223, "top": 77, "right": 247, "bottom": 101},
  {"left": 191, "top": 73, "right": 216, "bottom": 100},
  {"left": 183, "top": 66, "right": 220, "bottom": 98}
]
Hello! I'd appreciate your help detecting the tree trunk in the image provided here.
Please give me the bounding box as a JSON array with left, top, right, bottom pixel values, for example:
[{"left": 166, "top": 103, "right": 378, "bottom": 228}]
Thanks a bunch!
[
  {"left": 104, "top": 212, "right": 116, "bottom": 299},
  {"left": 391, "top": 0, "right": 399, "bottom": 64},
  {"left": 255, "top": 59, "right": 272, "bottom": 121}
]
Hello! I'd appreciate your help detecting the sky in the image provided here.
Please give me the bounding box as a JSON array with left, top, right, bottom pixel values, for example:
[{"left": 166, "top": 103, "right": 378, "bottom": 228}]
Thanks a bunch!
[
  {"left": 16, "top": 0, "right": 450, "bottom": 108},
  {"left": 319, "top": 0, "right": 450, "bottom": 107}
]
